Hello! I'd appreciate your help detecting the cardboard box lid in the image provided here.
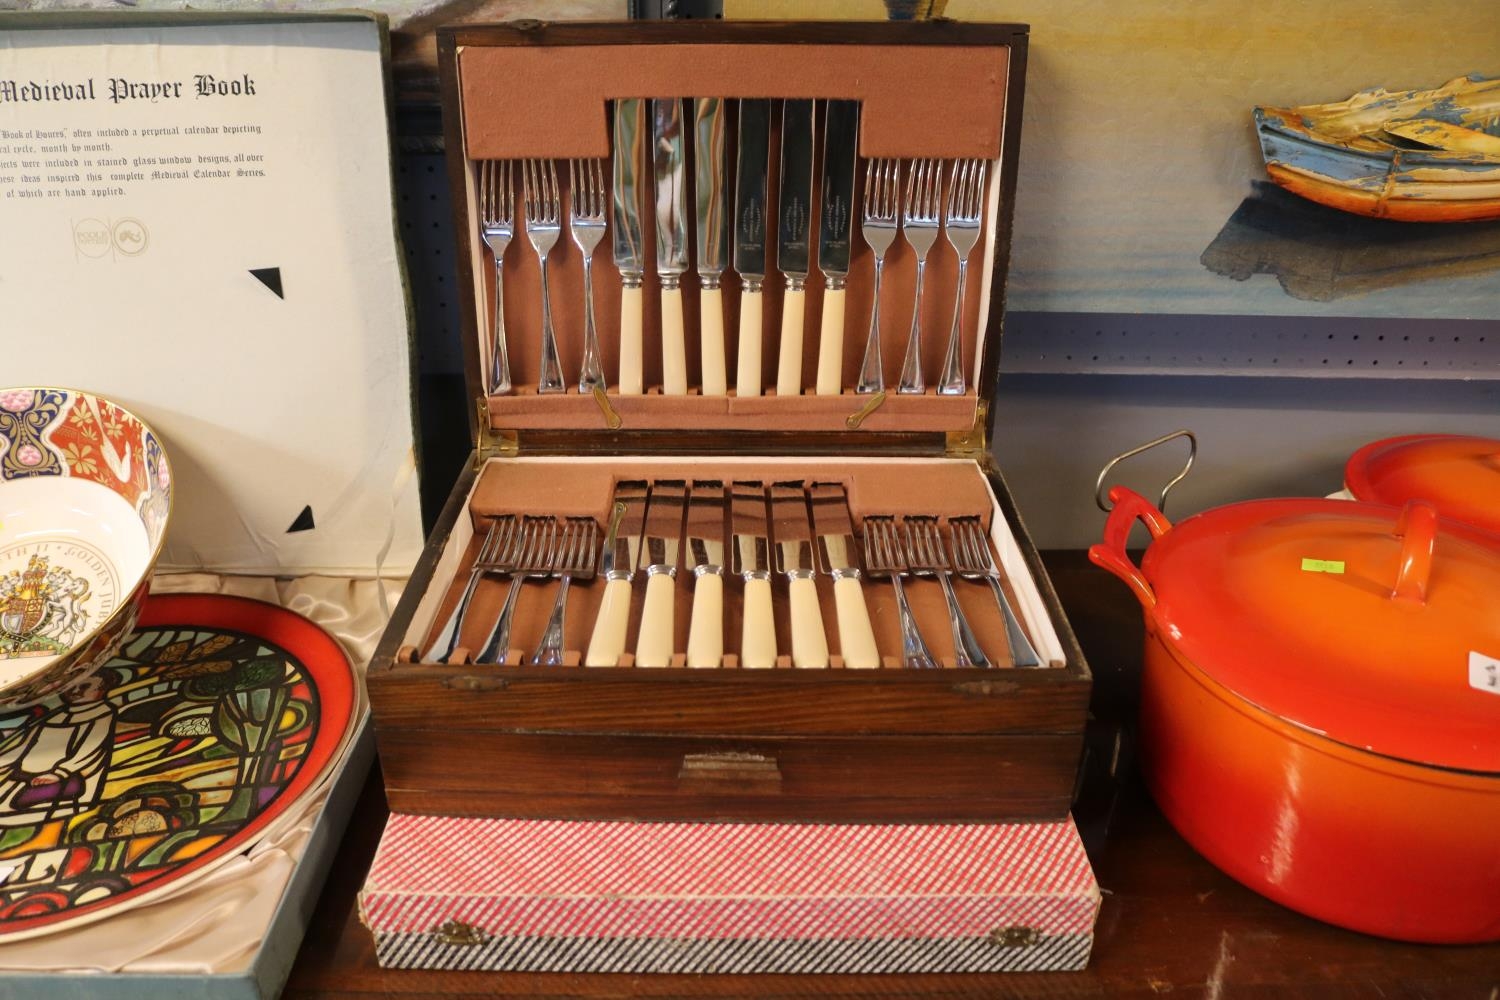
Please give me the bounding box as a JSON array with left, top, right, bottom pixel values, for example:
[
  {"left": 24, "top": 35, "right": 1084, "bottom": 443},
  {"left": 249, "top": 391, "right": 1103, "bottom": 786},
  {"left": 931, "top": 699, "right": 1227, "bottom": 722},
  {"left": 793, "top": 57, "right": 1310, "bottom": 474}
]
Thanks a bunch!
[
  {"left": 360, "top": 813, "right": 1101, "bottom": 942},
  {"left": 3, "top": 13, "right": 423, "bottom": 577}
]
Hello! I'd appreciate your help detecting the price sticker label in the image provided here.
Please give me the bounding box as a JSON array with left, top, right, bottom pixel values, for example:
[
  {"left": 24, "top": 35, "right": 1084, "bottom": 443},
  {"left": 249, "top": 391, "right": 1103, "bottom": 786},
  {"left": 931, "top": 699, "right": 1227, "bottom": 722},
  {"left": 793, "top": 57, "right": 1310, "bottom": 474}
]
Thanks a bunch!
[
  {"left": 1300, "top": 558, "right": 1345, "bottom": 574},
  {"left": 1470, "top": 651, "right": 1500, "bottom": 696}
]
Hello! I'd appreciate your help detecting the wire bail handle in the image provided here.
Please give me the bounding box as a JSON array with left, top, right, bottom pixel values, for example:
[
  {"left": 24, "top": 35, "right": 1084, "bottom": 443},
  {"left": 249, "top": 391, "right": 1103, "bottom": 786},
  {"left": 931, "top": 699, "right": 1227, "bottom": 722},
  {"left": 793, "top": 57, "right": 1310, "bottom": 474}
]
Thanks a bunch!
[{"left": 1094, "top": 430, "right": 1198, "bottom": 514}]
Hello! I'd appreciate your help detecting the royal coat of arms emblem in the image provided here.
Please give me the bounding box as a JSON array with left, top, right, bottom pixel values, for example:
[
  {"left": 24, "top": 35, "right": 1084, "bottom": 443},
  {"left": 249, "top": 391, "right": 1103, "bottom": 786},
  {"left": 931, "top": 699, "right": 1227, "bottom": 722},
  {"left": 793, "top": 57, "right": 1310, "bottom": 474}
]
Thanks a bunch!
[{"left": 0, "top": 555, "right": 93, "bottom": 660}]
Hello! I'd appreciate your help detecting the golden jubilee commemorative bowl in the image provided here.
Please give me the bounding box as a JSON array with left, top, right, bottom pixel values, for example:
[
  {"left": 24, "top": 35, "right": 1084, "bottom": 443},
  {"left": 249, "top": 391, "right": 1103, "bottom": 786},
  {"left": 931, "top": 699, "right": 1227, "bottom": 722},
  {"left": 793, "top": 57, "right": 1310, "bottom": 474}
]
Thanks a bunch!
[{"left": 0, "top": 387, "right": 172, "bottom": 707}]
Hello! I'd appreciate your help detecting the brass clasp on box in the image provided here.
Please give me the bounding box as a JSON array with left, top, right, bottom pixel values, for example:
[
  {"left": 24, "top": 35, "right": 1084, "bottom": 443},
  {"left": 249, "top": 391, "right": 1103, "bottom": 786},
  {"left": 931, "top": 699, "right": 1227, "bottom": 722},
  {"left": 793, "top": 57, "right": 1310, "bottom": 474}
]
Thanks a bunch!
[
  {"left": 592, "top": 386, "right": 623, "bottom": 430},
  {"left": 845, "top": 391, "right": 887, "bottom": 430},
  {"left": 987, "top": 925, "right": 1040, "bottom": 948},
  {"left": 431, "top": 918, "right": 490, "bottom": 947}
]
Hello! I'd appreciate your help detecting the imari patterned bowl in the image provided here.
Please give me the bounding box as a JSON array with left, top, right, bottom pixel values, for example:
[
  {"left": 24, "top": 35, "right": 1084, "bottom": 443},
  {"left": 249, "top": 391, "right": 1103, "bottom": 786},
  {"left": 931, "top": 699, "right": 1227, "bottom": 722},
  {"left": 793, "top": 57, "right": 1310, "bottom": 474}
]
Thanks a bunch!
[{"left": 0, "top": 388, "right": 171, "bottom": 708}]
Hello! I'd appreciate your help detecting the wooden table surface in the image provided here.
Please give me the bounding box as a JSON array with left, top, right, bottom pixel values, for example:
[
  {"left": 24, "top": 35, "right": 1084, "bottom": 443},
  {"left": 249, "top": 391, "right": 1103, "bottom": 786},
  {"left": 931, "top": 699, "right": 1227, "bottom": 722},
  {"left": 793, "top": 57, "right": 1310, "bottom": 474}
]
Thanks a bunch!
[{"left": 284, "top": 553, "right": 1500, "bottom": 999}]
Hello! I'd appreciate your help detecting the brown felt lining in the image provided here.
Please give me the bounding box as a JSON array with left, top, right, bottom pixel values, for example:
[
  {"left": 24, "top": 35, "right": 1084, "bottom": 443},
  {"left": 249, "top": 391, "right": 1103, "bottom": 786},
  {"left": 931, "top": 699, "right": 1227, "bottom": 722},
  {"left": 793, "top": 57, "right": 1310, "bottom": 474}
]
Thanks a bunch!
[
  {"left": 461, "top": 126, "right": 994, "bottom": 431},
  {"left": 458, "top": 45, "right": 1009, "bottom": 160},
  {"left": 412, "top": 459, "right": 1043, "bottom": 670}
]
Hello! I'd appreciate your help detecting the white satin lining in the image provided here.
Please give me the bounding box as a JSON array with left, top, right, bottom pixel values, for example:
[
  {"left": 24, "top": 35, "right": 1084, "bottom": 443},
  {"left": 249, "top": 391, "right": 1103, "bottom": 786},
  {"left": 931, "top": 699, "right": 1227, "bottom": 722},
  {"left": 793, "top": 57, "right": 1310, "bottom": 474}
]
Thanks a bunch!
[{"left": 0, "top": 573, "right": 399, "bottom": 973}]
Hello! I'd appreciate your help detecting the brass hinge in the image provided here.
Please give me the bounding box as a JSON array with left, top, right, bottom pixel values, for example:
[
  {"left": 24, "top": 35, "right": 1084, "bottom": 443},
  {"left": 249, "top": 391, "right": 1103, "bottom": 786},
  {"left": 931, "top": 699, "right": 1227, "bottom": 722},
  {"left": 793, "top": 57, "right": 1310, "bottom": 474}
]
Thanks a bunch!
[
  {"left": 474, "top": 397, "right": 519, "bottom": 465},
  {"left": 945, "top": 400, "right": 990, "bottom": 463}
]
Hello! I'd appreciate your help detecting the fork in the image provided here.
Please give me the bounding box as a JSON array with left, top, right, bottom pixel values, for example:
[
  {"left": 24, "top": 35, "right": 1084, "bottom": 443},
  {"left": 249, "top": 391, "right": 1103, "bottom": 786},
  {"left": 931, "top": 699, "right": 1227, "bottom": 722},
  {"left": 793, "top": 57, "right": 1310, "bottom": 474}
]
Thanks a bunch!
[
  {"left": 530, "top": 516, "right": 600, "bottom": 666},
  {"left": 949, "top": 515, "right": 1043, "bottom": 668},
  {"left": 862, "top": 515, "right": 938, "bottom": 669},
  {"left": 905, "top": 515, "right": 990, "bottom": 669},
  {"left": 939, "top": 160, "right": 986, "bottom": 396},
  {"left": 522, "top": 159, "right": 566, "bottom": 394},
  {"left": 569, "top": 159, "right": 608, "bottom": 395},
  {"left": 855, "top": 159, "right": 901, "bottom": 395},
  {"left": 423, "top": 515, "right": 517, "bottom": 662},
  {"left": 898, "top": 158, "right": 942, "bottom": 395},
  {"left": 478, "top": 161, "right": 515, "bottom": 396},
  {"left": 475, "top": 515, "right": 556, "bottom": 664}
]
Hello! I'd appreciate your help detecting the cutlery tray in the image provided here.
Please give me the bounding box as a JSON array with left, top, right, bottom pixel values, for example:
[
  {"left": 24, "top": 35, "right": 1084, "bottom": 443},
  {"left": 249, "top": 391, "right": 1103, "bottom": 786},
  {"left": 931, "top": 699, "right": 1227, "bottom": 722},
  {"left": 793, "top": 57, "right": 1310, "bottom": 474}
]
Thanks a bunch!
[{"left": 366, "top": 19, "right": 1091, "bottom": 824}]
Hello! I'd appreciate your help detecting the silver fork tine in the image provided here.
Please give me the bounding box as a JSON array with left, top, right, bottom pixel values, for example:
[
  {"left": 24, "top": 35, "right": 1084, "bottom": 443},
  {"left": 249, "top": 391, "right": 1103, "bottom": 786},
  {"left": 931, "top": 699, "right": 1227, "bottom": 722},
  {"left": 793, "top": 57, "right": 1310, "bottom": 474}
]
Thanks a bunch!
[
  {"left": 478, "top": 161, "right": 515, "bottom": 397},
  {"left": 939, "top": 159, "right": 987, "bottom": 396},
  {"left": 570, "top": 158, "right": 609, "bottom": 394},
  {"left": 856, "top": 158, "right": 901, "bottom": 395},
  {"left": 898, "top": 159, "right": 943, "bottom": 395},
  {"left": 424, "top": 516, "right": 517, "bottom": 662},
  {"left": 949, "top": 516, "right": 1042, "bottom": 668},
  {"left": 530, "top": 516, "right": 599, "bottom": 665},
  {"left": 905, "top": 516, "right": 990, "bottom": 669},
  {"left": 861, "top": 516, "right": 938, "bottom": 669},
  {"left": 523, "top": 159, "right": 566, "bottom": 394},
  {"left": 475, "top": 515, "right": 556, "bottom": 664}
]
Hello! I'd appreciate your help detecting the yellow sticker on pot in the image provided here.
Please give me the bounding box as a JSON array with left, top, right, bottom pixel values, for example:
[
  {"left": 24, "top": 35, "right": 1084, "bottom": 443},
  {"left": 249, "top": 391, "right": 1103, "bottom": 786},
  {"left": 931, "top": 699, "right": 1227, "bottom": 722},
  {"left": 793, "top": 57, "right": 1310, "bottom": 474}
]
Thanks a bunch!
[{"left": 1300, "top": 558, "right": 1346, "bottom": 574}]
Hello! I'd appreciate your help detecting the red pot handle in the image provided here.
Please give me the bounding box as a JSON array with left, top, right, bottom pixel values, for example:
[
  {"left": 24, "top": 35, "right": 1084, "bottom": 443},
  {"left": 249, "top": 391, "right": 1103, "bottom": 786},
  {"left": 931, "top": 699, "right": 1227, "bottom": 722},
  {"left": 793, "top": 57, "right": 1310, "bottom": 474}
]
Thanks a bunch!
[
  {"left": 1391, "top": 500, "right": 1438, "bottom": 605},
  {"left": 1088, "top": 486, "right": 1173, "bottom": 609}
]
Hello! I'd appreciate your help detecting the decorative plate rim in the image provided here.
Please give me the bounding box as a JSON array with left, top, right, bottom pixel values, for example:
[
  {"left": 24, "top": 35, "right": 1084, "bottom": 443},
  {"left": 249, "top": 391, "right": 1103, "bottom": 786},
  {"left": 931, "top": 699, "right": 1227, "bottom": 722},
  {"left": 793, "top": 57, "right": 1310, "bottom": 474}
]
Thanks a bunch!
[{"left": 0, "top": 592, "right": 357, "bottom": 942}]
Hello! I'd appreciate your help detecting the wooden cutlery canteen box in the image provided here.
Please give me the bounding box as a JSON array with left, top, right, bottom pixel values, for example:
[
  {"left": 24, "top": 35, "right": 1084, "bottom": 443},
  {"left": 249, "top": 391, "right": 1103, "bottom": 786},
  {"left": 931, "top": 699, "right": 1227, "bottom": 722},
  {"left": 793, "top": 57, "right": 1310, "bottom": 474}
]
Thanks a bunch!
[{"left": 367, "top": 19, "right": 1091, "bottom": 823}]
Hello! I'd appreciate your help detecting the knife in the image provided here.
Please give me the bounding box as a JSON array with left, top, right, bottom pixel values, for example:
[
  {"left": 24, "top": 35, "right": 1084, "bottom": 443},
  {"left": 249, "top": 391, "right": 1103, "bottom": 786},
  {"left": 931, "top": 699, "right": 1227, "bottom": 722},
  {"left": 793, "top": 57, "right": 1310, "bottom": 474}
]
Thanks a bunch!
[
  {"left": 612, "top": 99, "right": 646, "bottom": 395},
  {"left": 814, "top": 100, "right": 860, "bottom": 396},
  {"left": 774, "top": 99, "right": 815, "bottom": 398},
  {"left": 652, "top": 98, "right": 689, "bottom": 396},
  {"left": 730, "top": 480, "right": 776, "bottom": 668},
  {"left": 685, "top": 480, "right": 726, "bottom": 667},
  {"left": 634, "top": 480, "right": 686, "bottom": 668},
  {"left": 809, "top": 482, "right": 880, "bottom": 669},
  {"left": 693, "top": 98, "right": 729, "bottom": 396},
  {"left": 584, "top": 480, "right": 649, "bottom": 667},
  {"left": 733, "top": 99, "right": 770, "bottom": 398},
  {"left": 771, "top": 482, "right": 829, "bottom": 668}
]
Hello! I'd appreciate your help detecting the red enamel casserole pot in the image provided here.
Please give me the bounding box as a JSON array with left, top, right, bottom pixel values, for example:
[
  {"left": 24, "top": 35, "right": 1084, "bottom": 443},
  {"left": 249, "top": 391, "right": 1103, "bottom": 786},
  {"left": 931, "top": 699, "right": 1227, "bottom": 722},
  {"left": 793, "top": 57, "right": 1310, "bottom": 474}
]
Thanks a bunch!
[
  {"left": 1345, "top": 434, "right": 1500, "bottom": 537},
  {"left": 1090, "top": 487, "right": 1500, "bottom": 943}
]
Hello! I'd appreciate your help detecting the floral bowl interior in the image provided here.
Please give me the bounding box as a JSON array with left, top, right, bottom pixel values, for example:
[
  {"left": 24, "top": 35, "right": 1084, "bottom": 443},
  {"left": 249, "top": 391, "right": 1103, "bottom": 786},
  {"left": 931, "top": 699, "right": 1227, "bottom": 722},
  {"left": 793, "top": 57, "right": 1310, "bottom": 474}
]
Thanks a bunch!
[{"left": 0, "top": 388, "right": 171, "bottom": 700}]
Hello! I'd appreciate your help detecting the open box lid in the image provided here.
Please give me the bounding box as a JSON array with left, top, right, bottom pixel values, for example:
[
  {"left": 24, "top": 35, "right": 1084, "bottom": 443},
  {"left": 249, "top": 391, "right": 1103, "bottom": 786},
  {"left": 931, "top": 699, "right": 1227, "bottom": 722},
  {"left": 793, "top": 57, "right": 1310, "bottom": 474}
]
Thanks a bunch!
[
  {"left": 436, "top": 19, "right": 1027, "bottom": 458},
  {"left": 3, "top": 12, "right": 423, "bottom": 577}
]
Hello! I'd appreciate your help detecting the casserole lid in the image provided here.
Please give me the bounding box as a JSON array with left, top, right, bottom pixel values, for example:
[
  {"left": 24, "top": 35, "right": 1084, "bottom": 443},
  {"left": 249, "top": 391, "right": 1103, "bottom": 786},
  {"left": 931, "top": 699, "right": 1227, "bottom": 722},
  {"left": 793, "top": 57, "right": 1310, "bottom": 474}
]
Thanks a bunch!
[
  {"left": 1135, "top": 495, "right": 1500, "bottom": 774},
  {"left": 1345, "top": 435, "right": 1500, "bottom": 536}
]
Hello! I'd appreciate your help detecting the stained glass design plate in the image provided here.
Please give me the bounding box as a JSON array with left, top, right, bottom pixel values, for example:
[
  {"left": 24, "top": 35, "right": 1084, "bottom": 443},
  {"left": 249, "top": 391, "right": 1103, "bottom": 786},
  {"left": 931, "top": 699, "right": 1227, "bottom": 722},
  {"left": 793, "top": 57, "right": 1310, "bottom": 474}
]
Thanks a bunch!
[{"left": 0, "top": 594, "right": 357, "bottom": 941}]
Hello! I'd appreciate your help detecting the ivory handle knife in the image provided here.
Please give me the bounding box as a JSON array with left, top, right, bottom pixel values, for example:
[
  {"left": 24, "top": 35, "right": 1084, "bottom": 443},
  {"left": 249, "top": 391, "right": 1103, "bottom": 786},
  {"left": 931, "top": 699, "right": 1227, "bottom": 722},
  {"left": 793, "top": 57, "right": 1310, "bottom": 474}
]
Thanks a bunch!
[
  {"left": 636, "top": 573, "right": 676, "bottom": 667},
  {"left": 700, "top": 289, "right": 727, "bottom": 397},
  {"left": 736, "top": 286, "right": 763, "bottom": 397},
  {"left": 810, "top": 483, "right": 880, "bottom": 669},
  {"left": 732, "top": 481, "right": 776, "bottom": 668},
  {"left": 586, "top": 577, "right": 634, "bottom": 667},
  {"left": 660, "top": 286, "right": 688, "bottom": 396},
  {"left": 612, "top": 99, "right": 646, "bottom": 396},
  {"left": 816, "top": 100, "right": 859, "bottom": 396},
  {"left": 815, "top": 288, "right": 845, "bottom": 396},
  {"left": 686, "top": 572, "right": 723, "bottom": 667},
  {"left": 833, "top": 575, "right": 879, "bottom": 669},
  {"left": 733, "top": 99, "right": 770, "bottom": 399},
  {"left": 634, "top": 480, "right": 685, "bottom": 668},
  {"left": 694, "top": 98, "right": 729, "bottom": 396},
  {"left": 775, "top": 99, "right": 814, "bottom": 399},
  {"left": 618, "top": 285, "right": 644, "bottom": 396},
  {"left": 653, "top": 98, "right": 689, "bottom": 396},
  {"left": 685, "top": 480, "right": 727, "bottom": 668},
  {"left": 585, "top": 485, "right": 648, "bottom": 666},
  {"left": 772, "top": 481, "right": 829, "bottom": 668},
  {"left": 776, "top": 289, "right": 806, "bottom": 398},
  {"left": 741, "top": 577, "right": 777, "bottom": 669}
]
